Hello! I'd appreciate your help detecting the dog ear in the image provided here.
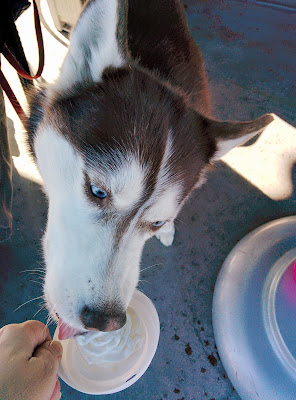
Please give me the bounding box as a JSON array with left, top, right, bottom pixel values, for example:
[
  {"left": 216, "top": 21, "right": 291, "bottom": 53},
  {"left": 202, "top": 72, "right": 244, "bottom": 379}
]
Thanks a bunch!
[
  {"left": 56, "top": 0, "right": 129, "bottom": 92},
  {"left": 207, "top": 113, "right": 274, "bottom": 160}
]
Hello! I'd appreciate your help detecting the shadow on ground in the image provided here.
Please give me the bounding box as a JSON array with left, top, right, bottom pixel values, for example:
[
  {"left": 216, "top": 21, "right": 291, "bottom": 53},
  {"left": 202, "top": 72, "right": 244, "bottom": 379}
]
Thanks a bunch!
[
  {"left": 1, "top": 145, "right": 295, "bottom": 400},
  {"left": 1, "top": 1, "right": 296, "bottom": 399}
]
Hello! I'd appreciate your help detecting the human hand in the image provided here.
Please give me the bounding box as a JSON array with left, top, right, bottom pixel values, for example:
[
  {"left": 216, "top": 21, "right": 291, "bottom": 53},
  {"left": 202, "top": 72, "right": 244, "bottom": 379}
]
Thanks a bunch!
[{"left": 0, "top": 320, "right": 63, "bottom": 400}]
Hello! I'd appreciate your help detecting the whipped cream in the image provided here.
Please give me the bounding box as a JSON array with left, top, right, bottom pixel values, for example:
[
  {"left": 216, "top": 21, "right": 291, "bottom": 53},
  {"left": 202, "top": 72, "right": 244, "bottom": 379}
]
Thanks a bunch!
[{"left": 75, "top": 308, "right": 145, "bottom": 365}]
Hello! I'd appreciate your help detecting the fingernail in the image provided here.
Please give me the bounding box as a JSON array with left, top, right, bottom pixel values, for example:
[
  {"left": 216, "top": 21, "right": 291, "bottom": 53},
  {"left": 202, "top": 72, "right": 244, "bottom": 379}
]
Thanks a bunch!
[
  {"left": 50, "top": 341, "right": 63, "bottom": 357},
  {"left": 56, "top": 392, "right": 62, "bottom": 400}
]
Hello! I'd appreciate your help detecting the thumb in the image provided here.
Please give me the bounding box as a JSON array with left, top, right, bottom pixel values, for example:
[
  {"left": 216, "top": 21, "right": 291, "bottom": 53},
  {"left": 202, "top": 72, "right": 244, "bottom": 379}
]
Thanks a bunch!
[
  {"left": 26, "top": 341, "right": 63, "bottom": 400},
  {"left": 33, "top": 340, "right": 63, "bottom": 376}
]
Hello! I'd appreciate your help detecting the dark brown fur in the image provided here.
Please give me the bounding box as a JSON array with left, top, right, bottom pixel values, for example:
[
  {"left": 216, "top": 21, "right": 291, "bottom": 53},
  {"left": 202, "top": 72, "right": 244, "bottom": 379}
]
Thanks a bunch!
[{"left": 27, "top": 0, "right": 272, "bottom": 204}]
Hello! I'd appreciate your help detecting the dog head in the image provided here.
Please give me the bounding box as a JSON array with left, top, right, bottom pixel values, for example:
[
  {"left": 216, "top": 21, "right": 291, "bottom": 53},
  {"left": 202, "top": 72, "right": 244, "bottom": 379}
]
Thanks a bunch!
[{"left": 28, "top": 0, "right": 273, "bottom": 335}]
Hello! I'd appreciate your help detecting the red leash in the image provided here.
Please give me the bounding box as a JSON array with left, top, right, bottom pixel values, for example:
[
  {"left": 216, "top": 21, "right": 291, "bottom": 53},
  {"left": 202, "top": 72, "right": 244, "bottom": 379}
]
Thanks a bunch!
[
  {"left": 0, "top": 69, "right": 26, "bottom": 120},
  {"left": 0, "top": 0, "right": 45, "bottom": 124}
]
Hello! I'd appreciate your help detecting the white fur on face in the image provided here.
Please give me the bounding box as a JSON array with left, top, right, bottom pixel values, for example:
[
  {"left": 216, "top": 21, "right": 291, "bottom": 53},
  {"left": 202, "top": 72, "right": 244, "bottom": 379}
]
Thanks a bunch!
[
  {"left": 34, "top": 119, "right": 181, "bottom": 330},
  {"left": 34, "top": 126, "right": 143, "bottom": 329},
  {"left": 156, "top": 130, "right": 174, "bottom": 188},
  {"left": 142, "top": 185, "right": 181, "bottom": 224},
  {"left": 111, "top": 159, "right": 146, "bottom": 211},
  {"left": 88, "top": 156, "right": 147, "bottom": 212},
  {"left": 56, "top": 0, "right": 125, "bottom": 92},
  {"left": 140, "top": 131, "right": 182, "bottom": 225}
]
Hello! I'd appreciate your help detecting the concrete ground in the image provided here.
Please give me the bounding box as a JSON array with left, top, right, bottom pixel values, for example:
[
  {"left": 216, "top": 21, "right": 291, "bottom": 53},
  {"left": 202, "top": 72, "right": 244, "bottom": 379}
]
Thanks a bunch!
[{"left": 0, "top": 0, "right": 296, "bottom": 399}]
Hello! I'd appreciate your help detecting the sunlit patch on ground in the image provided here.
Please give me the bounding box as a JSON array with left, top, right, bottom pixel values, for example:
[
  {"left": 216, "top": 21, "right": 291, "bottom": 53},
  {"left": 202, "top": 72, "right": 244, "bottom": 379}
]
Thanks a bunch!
[{"left": 223, "top": 115, "right": 296, "bottom": 200}]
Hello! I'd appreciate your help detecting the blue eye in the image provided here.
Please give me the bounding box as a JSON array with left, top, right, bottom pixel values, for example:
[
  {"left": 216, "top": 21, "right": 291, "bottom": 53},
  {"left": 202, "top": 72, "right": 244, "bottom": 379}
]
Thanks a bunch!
[
  {"left": 153, "top": 221, "right": 165, "bottom": 227},
  {"left": 90, "top": 184, "right": 107, "bottom": 199}
]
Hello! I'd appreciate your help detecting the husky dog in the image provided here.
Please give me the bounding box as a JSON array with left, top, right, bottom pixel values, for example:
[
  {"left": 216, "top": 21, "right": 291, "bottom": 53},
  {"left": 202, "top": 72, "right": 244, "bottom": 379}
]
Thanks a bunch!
[{"left": 27, "top": 0, "right": 273, "bottom": 338}]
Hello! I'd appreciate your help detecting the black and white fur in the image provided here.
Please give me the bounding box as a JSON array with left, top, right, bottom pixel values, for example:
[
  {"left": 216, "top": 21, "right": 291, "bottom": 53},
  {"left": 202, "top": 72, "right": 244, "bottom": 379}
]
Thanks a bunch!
[{"left": 27, "top": 0, "right": 273, "bottom": 333}]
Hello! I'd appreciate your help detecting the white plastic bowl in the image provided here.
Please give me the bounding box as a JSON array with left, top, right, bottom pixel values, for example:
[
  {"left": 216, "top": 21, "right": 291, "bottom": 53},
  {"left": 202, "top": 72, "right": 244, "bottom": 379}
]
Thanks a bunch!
[
  {"left": 53, "top": 290, "right": 160, "bottom": 395},
  {"left": 213, "top": 216, "right": 296, "bottom": 400}
]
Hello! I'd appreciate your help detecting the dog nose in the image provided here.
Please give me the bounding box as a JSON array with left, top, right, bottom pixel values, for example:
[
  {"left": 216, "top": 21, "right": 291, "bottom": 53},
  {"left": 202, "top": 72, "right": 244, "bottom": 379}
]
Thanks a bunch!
[{"left": 81, "top": 306, "right": 127, "bottom": 332}]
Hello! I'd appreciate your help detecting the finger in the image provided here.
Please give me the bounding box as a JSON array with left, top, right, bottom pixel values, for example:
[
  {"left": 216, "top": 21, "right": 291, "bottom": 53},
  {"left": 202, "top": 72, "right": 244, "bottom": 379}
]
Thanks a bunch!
[
  {"left": 0, "top": 323, "right": 21, "bottom": 342},
  {"left": 49, "top": 379, "right": 61, "bottom": 400},
  {"left": 21, "top": 320, "right": 52, "bottom": 356},
  {"left": 32, "top": 340, "right": 63, "bottom": 375},
  {"left": 28, "top": 341, "right": 63, "bottom": 400},
  {"left": 0, "top": 321, "right": 51, "bottom": 358}
]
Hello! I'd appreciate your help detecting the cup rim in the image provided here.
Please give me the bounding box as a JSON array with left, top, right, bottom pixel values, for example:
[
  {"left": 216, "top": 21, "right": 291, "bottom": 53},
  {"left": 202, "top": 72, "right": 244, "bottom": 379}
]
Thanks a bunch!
[{"left": 54, "top": 289, "right": 160, "bottom": 394}]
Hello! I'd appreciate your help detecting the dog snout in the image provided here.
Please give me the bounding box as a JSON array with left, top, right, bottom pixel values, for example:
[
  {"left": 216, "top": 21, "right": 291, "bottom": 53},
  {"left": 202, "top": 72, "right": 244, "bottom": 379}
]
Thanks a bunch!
[{"left": 81, "top": 306, "right": 127, "bottom": 332}]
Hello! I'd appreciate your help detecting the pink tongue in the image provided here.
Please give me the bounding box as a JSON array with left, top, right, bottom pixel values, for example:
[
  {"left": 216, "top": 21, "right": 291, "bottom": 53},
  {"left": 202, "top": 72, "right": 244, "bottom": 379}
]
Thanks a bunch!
[{"left": 58, "top": 318, "right": 80, "bottom": 340}]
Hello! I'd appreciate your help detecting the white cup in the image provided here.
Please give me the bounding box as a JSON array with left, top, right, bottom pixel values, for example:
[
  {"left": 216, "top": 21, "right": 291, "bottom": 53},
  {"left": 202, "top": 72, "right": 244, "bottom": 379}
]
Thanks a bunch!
[{"left": 53, "top": 290, "right": 160, "bottom": 395}]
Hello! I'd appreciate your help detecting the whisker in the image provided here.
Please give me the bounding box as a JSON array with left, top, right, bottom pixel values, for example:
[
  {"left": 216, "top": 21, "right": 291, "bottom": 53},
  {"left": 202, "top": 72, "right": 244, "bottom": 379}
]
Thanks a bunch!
[
  {"left": 138, "top": 279, "right": 150, "bottom": 284},
  {"left": 175, "top": 217, "right": 186, "bottom": 226},
  {"left": 47, "top": 314, "right": 58, "bottom": 330},
  {"left": 44, "top": 316, "right": 52, "bottom": 331},
  {"left": 14, "top": 296, "right": 44, "bottom": 312},
  {"left": 44, "top": 313, "right": 54, "bottom": 332},
  {"left": 29, "top": 280, "right": 44, "bottom": 286},
  {"left": 44, "top": 302, "right": 58, "bottom": 332},
  {"left": 24, "top": 274, "right": 45, "bottom": 280},
  {"left": 19, "top": 269, "right": 45, "bottom": 274},
  {"left": 29, "top": 275, "right": 44, "bottom": 280},
  {"left": 141, "top": 263, "right": 162, "bottom": 273},
  {"left": 32, "top": 304, "right": 47, "bottom": 319}
]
